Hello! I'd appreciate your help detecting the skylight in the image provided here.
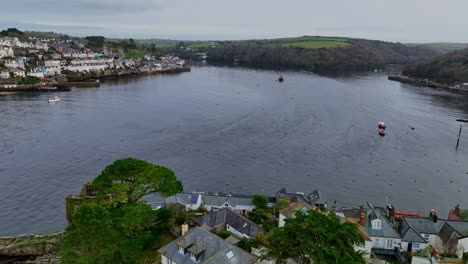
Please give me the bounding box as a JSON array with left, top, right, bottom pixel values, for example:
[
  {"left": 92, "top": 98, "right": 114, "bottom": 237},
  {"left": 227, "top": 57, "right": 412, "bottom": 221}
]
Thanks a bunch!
[{"left": 226, "top": 250, "right": 234, "bottom": 260}]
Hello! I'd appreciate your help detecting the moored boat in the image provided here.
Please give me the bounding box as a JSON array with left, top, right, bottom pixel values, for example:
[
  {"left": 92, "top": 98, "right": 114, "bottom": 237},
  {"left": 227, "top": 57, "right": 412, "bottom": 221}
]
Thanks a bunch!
[
  {"left": 379, "top": 129, "right": 385, "bottom": 136},
  {"left": 378, "top": 122, "right": 386, "bottom": 129},
  {"left": 48, "top": 96, "right": 60, "bottom": 103}
]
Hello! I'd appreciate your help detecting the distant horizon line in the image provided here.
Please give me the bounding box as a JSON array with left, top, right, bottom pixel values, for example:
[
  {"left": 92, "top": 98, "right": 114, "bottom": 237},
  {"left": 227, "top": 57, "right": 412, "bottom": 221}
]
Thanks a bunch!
[{"left": 3, "top": 27, "right": 468, "bottom": 45}]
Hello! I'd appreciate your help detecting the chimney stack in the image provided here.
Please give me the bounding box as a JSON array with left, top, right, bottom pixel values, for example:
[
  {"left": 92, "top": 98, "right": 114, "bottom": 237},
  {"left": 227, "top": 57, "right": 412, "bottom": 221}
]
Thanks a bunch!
[
  {"left": 429, "top": 210, "right": 438, "bottom": 223},
  {"left": 181, "top": 222, "right": 189, "bottom": 236},
  {"left": 359, "top": 212, "right": 365, "bottom": 225}
]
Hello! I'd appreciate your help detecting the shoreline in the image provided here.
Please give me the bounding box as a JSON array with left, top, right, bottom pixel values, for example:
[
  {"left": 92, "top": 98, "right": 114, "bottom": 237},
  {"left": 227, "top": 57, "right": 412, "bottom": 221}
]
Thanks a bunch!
[
  {"left": 388, "top": 74, "right": 468, "bottom": 92},
  {"left": 0, "top": 66, "right": 191, "bottom": 94}
]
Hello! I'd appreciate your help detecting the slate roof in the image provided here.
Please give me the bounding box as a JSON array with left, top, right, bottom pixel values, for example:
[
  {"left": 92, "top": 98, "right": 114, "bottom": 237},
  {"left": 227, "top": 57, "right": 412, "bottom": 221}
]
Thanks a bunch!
[
  {"left": 166, "top": 193, "right": 201, "bottom": 207},
  {"left": 141, "top": 193, "right": 166, "bottom": 210},
  {"left": 403, "top": 217, "right": 445, "bottom": 235},
  {"left": 158, "top": 227, "right": 257, "bottom": 264},
  {"left": 399, "top": 219, "right": 427, "bottom": 243},
  {"left": 279, "top": 202, "right": 316, "bottom": 218},
  {"left": 342, "top": 207, "right": 365, "bottom": 219},
  {"left": 366, "top": 209, "right": 400, "bottom": 239},
  {"left": 275, "top": 188, "right": 321, "bottom": 205},
  {"left": 203, "top": 195, "right": 253, "bottom": 208},
  {"left": 194, "top": 208, "right": 263, "bottom": 238},
  {"left": 445, "top": 221, "right": 468, "bottom": 237}
]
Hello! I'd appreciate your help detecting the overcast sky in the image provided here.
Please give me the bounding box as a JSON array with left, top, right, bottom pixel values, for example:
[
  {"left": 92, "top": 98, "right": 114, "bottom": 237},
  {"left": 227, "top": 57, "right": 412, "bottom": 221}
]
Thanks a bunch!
[{"left": 1, "top": 0, "right": 467, "bottom": 42}]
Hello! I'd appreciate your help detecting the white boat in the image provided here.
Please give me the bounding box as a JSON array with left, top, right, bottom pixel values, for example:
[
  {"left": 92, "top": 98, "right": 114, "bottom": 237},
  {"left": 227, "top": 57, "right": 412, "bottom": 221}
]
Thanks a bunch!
[{"left": 48, "top": 96, "right": 60, "bottom": 103}]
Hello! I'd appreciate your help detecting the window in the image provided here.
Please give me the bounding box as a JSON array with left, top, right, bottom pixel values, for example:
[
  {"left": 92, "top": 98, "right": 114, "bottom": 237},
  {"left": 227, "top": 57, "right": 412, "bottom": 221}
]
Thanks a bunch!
[
  {"left": 226, "top": 250, "right": 234, "bottom": 260},
  {"left": 372, "top": 219, "right": 381, "bottom": 230},
  {"left": 422, "top": 234, "right": 430, "bottom": 242},
  {"left": 178, "top": 246, "right": 184, "bottom": 254},
  {"left": 413, "top": 243, "right": 420, "bottom": 250},
  {"left": 190, "top": 252, "right": 196, "bottom": 261}
]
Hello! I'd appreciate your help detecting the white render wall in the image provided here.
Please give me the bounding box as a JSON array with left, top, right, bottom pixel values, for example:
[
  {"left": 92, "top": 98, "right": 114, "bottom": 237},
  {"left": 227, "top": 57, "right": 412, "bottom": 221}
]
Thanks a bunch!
[
  {"left": 354, "top": 240, "right": 372, "bottom": 258},
  {"left": 457, "top": 237, "right": 468, "bottom": 258},
  {"left": 401, "top": 241, "right": 429, "bottom": 252},
  {"left": 371, "top": 237, "right": 401, "bottom": 250},
  {"left": 161, "top": 255, "right": 169, "bottom": 264}
]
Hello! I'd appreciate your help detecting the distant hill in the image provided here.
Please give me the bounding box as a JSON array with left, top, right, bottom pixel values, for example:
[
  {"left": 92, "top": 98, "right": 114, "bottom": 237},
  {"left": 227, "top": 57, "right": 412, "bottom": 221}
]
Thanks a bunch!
[
  {"left": 0, "top": 28, "right": 27, "bottom": 40},
  {"left": 402, "top": 47, "right": 468, "bottom": 84},
  {"left": 206, "top": 36, "right": 439, "bottom": 71},
  {"left": 406, "top": 43, "right": 468, "bottom": 53}
]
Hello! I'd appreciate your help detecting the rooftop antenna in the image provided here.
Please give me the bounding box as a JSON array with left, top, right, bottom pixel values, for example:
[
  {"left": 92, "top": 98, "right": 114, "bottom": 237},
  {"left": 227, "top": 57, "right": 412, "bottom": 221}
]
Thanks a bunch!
[{"left": 385, "top": 195, "right": 391, "bottom": 206}]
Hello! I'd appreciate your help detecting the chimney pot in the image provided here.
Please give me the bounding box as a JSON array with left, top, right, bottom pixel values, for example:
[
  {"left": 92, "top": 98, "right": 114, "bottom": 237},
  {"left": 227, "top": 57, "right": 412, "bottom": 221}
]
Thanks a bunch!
[{"left": 359, "top": 212, "right": 365, "bottom": 225}]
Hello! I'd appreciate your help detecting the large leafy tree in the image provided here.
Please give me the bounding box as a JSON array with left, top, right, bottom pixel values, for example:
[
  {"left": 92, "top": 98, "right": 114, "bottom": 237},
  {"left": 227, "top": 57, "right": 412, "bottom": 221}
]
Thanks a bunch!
[
  {"left": 61, "top": 158, "right": 183, "bottom": 263},
  {"left": 60, "top": 203, "right": 120, "bottom": 263},
  {"left": 61, "top": 202, "right": 164, "bottom": 263},
  {"left": 92, "top": 158, "right": 183, "bottom": 203},
  {"left": 267, "top": 210, "right": 365, "bottom": 264}
]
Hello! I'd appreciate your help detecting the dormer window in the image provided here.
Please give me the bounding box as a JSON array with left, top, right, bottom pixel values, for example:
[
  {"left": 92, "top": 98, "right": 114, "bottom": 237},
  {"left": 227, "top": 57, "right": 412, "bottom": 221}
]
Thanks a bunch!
[
  {"left": 190, "top": 252, "right": 197, "bottom": 261},
  {"left": 371, "top": 219, "right": 382, "bottom": 230},
  {"left": 178, "top": 246, "right": 184, "bottom": 254}
]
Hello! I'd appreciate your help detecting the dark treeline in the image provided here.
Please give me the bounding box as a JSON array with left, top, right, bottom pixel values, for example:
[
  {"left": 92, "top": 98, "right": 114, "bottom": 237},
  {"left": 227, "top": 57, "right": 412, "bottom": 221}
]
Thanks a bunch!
[
  {"left": 206, "top": 39, "right": 438, "bottom": 71},
  {"left": 403, "top": 48, "right": 468, "bottom": 84}
]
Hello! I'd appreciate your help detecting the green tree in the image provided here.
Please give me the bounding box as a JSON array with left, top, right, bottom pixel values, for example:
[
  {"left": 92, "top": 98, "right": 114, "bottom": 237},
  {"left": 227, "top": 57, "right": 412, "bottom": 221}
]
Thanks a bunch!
[
  {"left": 92, "top": 158, "right": 183, "bottom": 203},
  {"left": 267, "top": 210, "right": 365, "bottom": 264},
  {"left": 85, "top": 36, "right": 106, "bottom": 49},
  {"left": 60, "top": 203, "right": 120, "bottom": 263},
  {"left": 61, "top": 202, "right": 164, "bottom": 264},
  {"left": 274, "top": 198, "right": 289, "bottom": 211},
  {"left": 252, "top": 194, "right": 268, "bottom": 209}
]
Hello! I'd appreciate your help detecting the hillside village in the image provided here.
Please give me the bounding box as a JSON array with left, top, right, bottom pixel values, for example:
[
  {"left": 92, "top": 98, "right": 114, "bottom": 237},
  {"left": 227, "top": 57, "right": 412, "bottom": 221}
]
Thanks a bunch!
[
  {"left": 66, "top": 184, "right": 468, "bottom": 264},
  {"left": 0, "top": 29, "right": 188, "bottom": 88}
]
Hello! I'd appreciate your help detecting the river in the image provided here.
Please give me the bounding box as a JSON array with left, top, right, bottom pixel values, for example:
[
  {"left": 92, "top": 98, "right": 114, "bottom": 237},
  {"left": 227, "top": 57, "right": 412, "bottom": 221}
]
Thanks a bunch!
[{"left": 1, "top": 65, "right": 467, "bottom": 235}]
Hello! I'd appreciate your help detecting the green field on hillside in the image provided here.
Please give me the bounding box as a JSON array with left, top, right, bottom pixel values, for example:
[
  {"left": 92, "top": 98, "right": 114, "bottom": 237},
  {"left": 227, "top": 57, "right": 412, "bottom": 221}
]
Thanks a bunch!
[
  {"left": 251, "top": 36, "right": 350, "bottom": 49},
  {"left": 188, "top": 42, "right": 216, "bottom": 48},
  {"left": 276, "top": 40, "right": 349, "bottom": 49},
  {"left": 124, "top": 48, "right": 148, "bottom": 59}
]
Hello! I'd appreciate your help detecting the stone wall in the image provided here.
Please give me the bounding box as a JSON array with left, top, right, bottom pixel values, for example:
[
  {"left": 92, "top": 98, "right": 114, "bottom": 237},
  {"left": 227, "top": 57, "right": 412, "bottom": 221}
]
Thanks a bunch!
[{"left": 0, "top": 233, "right": 61, "bottom": 264}]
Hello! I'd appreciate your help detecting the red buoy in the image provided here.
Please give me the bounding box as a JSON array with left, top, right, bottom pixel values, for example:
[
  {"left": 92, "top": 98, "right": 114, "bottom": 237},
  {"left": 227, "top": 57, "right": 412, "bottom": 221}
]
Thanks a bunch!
[
  {"left": 379, "top": 129, "right": 385, "bottom": 136},
  {"left": 378, "top": 122, "right": 386, "bottom": 129}
]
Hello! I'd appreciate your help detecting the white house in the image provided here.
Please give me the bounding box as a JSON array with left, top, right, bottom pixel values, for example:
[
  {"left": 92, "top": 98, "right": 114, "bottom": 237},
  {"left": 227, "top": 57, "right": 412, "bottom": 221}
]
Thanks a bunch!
[
  {"left": 5, "top": 59, "right": 24, "bottom": 69},
  {"left": 364, "top": 208, "right": 401, "bottom": 250},
  {"left": 44, "top": 66, "right": 62, "bottom": 75},
  {"left": 166, "top": 193, "right": 203, "bottom": 211},
  {"left": 10, "top": 69, "right": 25, "bottom": 77},
  {"left": 44, "top": 60, "right": 62, "bottom": 67},
  {"left": 27, "top": 71, "right": 44, "bottom": 78},
  {"left": 0, "top": 71, "right": 10, "bottom": 79},
  {"left": 438, "top": 220, "right": 468, "bottom": 258},
  {"left": 0, "top": 38, "right": 12, "bottom": 47},
  {"left": 0, "top": 47, "right": 14, "bottom": 58},
  {"left": 399, "top": 216, "right": 445, "bottom": 253}
]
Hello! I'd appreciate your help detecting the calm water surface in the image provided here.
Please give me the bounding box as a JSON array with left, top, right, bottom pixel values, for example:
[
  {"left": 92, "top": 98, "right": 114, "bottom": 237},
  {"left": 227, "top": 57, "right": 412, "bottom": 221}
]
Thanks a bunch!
[{"left": 1, "top": 66, "right": 468, "bottom": 235}]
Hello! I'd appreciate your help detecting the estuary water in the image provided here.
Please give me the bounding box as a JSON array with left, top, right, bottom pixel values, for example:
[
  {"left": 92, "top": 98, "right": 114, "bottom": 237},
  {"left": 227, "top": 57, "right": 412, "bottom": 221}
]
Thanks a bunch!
[{"left": 1, "top": 65, "right": 468, "bottom": 235}]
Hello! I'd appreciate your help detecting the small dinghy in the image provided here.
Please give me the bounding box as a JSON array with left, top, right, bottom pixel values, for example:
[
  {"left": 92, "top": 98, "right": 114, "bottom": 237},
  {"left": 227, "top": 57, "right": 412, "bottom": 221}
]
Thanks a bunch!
[
  {"left": 378, "top": 122, "right": 386, "bottom": 129},
  {"left": 48, "top": 96, "right": 60, "bottom": 103}
]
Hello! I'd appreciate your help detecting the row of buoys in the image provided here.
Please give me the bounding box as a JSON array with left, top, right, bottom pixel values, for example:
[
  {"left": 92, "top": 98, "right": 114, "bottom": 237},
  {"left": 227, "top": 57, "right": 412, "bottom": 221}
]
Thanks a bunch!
[{"left": 378, "top": 122, "right": 386, "bottom": 136}]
